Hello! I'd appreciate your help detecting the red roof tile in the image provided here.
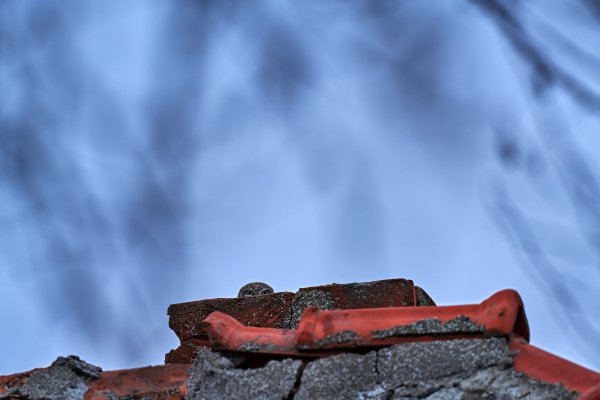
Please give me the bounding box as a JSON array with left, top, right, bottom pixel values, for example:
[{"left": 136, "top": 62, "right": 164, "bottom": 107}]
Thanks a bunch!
[
  {"left": 84, "top": 364, "right": 189, "bottom": 400},
  {"left": 200, "top": 289, "right": 529, "bottom": 356},
  {"left": 509, "top": 337, "right": 600, "bottom": 397},
  {"left": 297, "top": 289, "right": 529, "bottom": 349},
  {"left": 198, "top": 289, "right": 600, "bottom": 396}
]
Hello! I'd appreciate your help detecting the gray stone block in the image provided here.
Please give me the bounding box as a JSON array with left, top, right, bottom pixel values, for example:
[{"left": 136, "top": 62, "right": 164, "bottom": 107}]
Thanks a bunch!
[
  {"left": 186, "top": 348, "right": 302, "bottom": 400},
  {"left": 185, "top": 338, "right": 576, "bottom": 400},
  {"left": 0, "top": 356, "right": 101, "bottom": 400},
  {"left": 295, "top": 351, "right": 379, "bottom": 400},
  {"left": 378, "top": 337, "right": 513, "bottom": 390}
]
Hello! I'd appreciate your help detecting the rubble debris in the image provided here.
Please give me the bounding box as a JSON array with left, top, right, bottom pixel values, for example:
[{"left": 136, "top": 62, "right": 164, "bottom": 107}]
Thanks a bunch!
[{"left": 0, "top": 356, "right": 101, "bottom": 400}]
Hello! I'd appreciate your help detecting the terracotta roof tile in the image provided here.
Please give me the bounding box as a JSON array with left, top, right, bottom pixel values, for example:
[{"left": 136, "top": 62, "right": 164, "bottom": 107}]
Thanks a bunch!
[
  {"left": 509, "top": 337, "right": 600, "bottom": 397},
  {"left": 199, "top": 289, "right": 529, "bottom": 356}
]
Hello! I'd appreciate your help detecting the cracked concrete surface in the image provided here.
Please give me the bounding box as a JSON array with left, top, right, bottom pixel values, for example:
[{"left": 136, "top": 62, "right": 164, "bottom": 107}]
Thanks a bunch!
[
  {"left": 185, "top": 338, "right": 576, "bottom": 400},
  {"left": 186, "top": 348, "right": 302, "bottom": 400},
  {"left": 295, "top": 351, "right": 379, "bottom": 399},
  {"left": 2, "top": 339, "right": 577, "bottom": 399}
]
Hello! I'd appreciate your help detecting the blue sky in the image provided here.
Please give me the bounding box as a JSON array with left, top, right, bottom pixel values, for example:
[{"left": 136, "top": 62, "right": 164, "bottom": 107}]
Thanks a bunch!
[{"left": 1, "top": 0, "right": 599, "bottom": 374}]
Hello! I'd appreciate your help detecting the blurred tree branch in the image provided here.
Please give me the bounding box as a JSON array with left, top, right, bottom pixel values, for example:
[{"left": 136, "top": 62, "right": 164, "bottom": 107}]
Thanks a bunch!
[
  {"left": 470, "top": 0, "right": 600, "bottom": 113},
  {"left": 473, "top": 0, "right": 600, "bottom": 361}
]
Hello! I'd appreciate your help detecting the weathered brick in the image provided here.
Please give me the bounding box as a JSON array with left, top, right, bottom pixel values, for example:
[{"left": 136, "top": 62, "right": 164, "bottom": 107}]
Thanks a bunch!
[
  {"left": 165, "top": 339, "right": 208, "bottom": 364},
  {"left": 167, "top": 292, "right": 295, "bottom": 343},
  {"left": 166, "top": 292, "right": 296, "bottom": 363},
  {"left": 300, "top": 279, "right": 417, "bottom": 308},
  {"left": 415, "top": 285, "right": 436, "bottom": 306},
  {"left": 165, "top": 279, "right": 436, "bottom": 362},
  {"left": 286, "top": 278, "right": 419, "bottom": 328}
]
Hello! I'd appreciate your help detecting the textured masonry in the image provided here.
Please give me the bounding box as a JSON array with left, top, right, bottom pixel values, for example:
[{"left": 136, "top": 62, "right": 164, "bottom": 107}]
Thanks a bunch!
[{"left": 166, "top": 278, "right": 434, "bottom": 363}]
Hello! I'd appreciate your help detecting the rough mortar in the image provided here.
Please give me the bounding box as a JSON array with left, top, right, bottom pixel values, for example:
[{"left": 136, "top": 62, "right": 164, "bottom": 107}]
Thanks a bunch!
[
  {"left": 186, "top": 347, "right": 302, "bottom": 400},
  {"left": 0, "top": 356, "right": 101, "bottom": 400}
]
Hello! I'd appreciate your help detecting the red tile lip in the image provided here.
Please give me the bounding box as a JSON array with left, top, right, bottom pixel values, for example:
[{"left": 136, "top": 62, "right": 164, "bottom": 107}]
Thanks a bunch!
[
  {"left": 84, "top": 364, "right": 189, "bottom": 400},
  {"left": 296, "top": 289, "right": 529, "bottom": 349},
  {"left": 509, "top": 337, "right": 600, "bottom": 395},
  {"left": 200, "top": 314, "right": 302, "bottom": 356},
  {"left": 201, "top": 289, "right": 530, "bottom": 356},
  {"left": 580, "top": 384, "right": 600, "bottom": 400}
]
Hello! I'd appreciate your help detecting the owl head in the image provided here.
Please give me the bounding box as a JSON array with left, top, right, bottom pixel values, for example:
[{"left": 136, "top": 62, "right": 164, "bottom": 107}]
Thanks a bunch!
[{"left": 237, "top": 282, "right": 274, "bottom": 298}]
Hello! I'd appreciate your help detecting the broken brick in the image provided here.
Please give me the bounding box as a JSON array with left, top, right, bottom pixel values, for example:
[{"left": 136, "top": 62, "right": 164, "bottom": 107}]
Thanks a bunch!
[
  {"left": 164, "top": 339, "right": 205, "bottom": 364},
  {"left": 166, "top": 292, "right": 295, "bottom": 363},
  {"left": 168, "top": 292, "right": 295, "bottom": 342},
  {"left": 415, "top": 285, "right": 436, "bottom": 306},
  {"left": 286, "top": 278, "right": 420, "bottom": 328}
]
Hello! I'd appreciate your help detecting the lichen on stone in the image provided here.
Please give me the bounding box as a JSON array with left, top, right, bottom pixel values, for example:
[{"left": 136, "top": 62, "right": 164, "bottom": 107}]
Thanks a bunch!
[
  {"left": 371, "top": 315, "right": 485, "bottom": 339},
  {"left": 315, "top": 330, "right": 360, "bottom": 348},
  {"left": 237, "top": 341, "right": 262, "bottom": 352},
  {"left": 285, "top": 290, "right": 337, "bottom": 329}
]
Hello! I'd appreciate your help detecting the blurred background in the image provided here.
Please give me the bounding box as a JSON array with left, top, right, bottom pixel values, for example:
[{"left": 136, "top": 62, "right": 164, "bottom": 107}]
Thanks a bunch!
[{"left": 1, "top": 0, "right": 599, "bottom": 374}]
